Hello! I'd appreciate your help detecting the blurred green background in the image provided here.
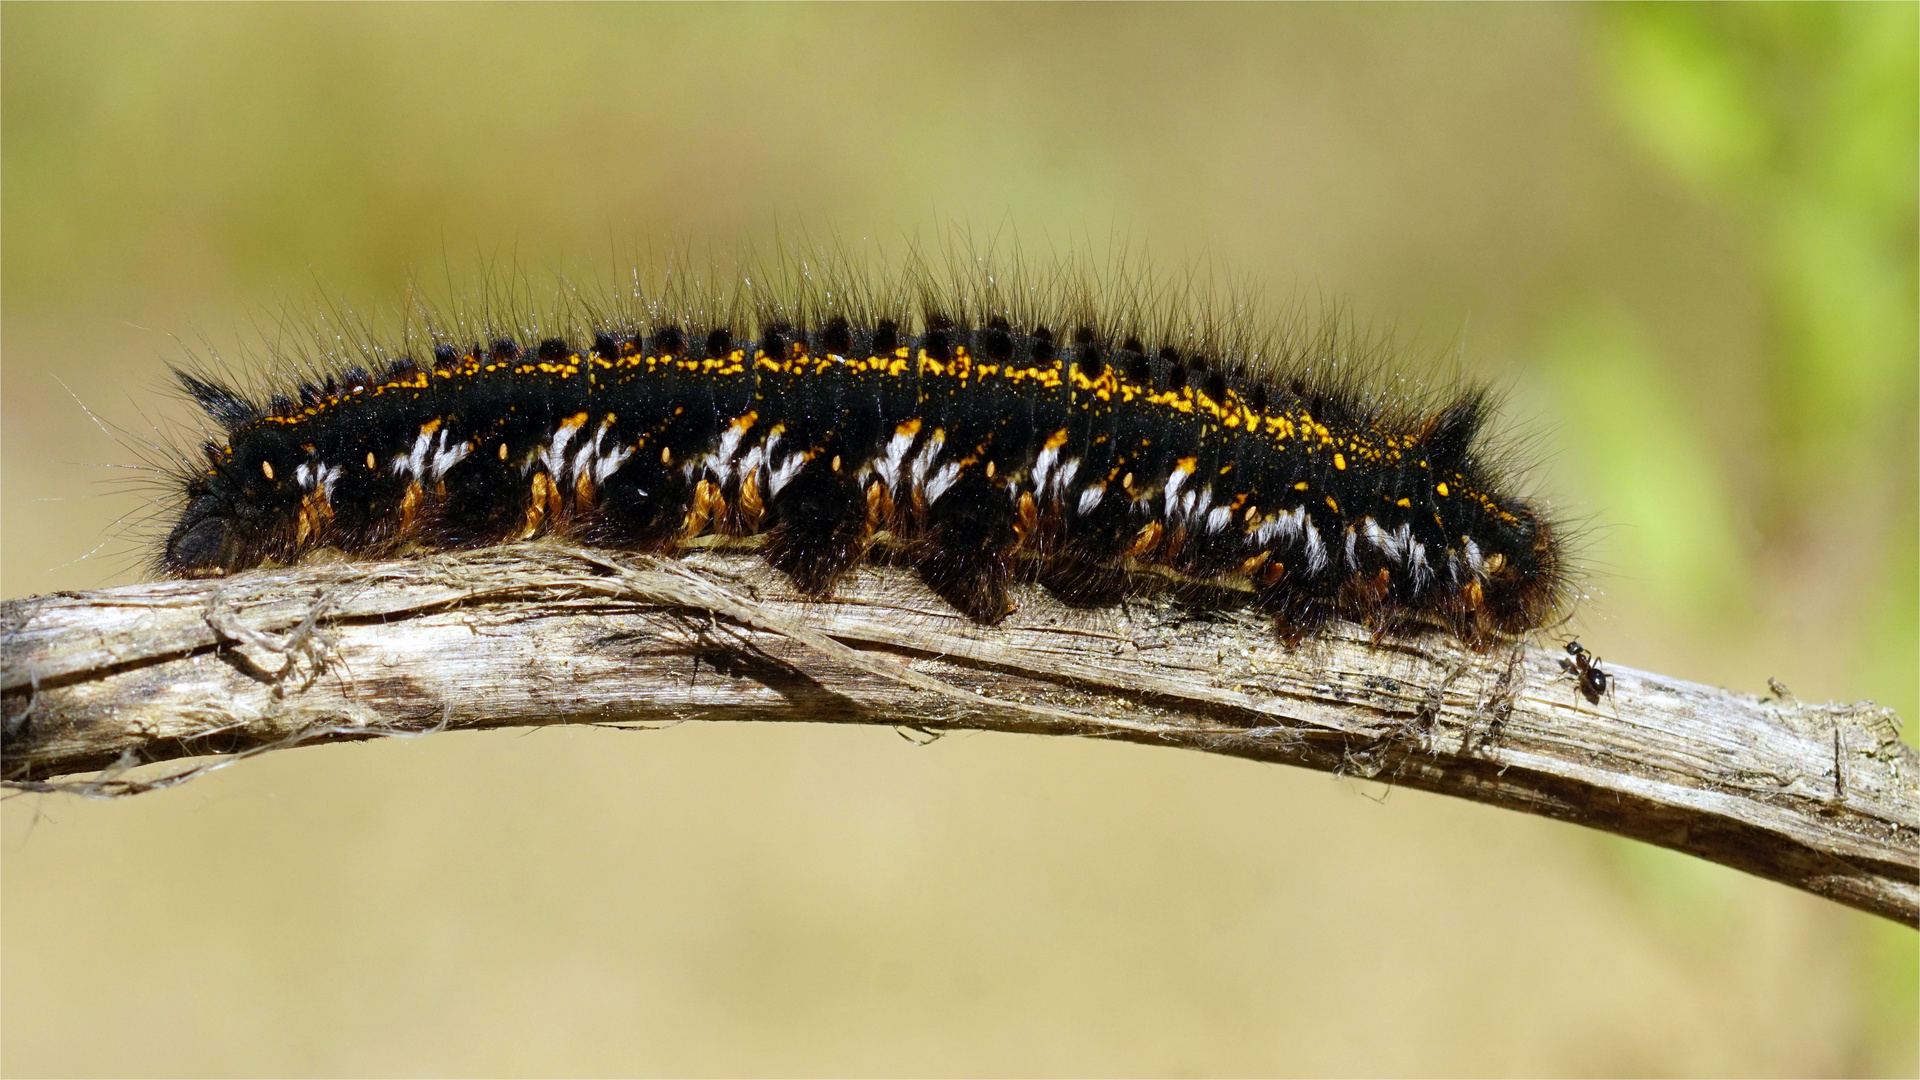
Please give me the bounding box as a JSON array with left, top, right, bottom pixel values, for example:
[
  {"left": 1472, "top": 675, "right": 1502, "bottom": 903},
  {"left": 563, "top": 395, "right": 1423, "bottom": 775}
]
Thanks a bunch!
[{"left": 3, "top": 4, "right": 1914, "bottom": 1076}]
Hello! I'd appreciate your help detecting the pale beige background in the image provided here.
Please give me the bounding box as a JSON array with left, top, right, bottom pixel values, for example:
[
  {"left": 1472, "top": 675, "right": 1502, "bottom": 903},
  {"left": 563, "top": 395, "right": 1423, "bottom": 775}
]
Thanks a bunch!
[{"left": 4, "top": 5, "right": 1914, "bottom": 1076}]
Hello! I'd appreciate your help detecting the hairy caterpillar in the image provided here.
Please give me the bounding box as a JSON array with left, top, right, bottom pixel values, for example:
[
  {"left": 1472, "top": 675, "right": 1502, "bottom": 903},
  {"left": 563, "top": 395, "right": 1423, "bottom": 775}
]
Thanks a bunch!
[{"left": 160, "top": 254, "right": 1570, "bottom": 648}]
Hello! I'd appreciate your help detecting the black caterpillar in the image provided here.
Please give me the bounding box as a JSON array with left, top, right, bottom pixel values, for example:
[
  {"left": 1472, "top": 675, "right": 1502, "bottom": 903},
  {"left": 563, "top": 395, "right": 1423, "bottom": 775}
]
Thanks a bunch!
[{"left": 161, "top": 264, "right": 1569, "bottom": 647}]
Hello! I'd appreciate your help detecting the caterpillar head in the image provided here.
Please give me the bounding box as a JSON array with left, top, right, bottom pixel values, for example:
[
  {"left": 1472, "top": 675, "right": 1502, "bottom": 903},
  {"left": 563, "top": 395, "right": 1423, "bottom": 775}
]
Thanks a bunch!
[{"left": 164, "top": 373, "right": 299, "bottom": 576}]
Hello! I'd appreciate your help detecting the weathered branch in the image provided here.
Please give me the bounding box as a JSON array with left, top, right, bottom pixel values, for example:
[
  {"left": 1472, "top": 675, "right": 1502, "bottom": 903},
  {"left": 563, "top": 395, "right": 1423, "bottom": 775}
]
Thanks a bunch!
[{"left": 3, "top": 545, "right": 1914, "bottom": 925}]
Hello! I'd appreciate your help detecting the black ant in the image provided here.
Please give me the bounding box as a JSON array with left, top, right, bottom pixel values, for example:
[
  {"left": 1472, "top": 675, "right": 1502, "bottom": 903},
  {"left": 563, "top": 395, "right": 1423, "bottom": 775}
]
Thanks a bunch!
[{"left": 1559, "top": 639, "right": 1609, "bottom": 706}]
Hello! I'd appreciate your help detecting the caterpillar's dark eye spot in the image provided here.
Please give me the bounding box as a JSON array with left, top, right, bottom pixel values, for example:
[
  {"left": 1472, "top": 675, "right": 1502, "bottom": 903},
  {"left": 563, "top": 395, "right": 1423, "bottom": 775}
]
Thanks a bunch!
[
  {"left": 706, "top": 328, "right": 733, "bottom": 356},
  {"left": 872, "top": 320, "right": 898, "bottom": 356},
  {"left": 299, "top": 383, "right": 322, "bottom": 407},
  {"left": 1165, "top": 364, "right": 1187, "bottom": 391},
  {"left": 926, "top": 313, "right": 955, "bottom": 333},
  {"left": 758, "top": 327, "right": 785, "bottom": 359},
  {"left": 1073, "top": 326, "right": 1097, "bottom": 347},
  {"left": 268, "top": 394, "right": 295, "bottom": 416},
  {"left": 1204, "top": 371, "right": 1228, "bottom": 402},
  {"left": 653, "top": 325, "right": 685, "bottom": 357},
  {"left": 536, "top": 338, "right": 569, "bottom": 362},
  {"left": 1158, "top": 346, "right": 1180, "bottom": 364},
  {"left": 820, "top": 318, "right": 852, "bottom": 356},
  {"left": 592, "top": 333, "right": 619, "bottom": 361},
  {"left": 923, "top": 329, "right": 951, "bottom": 362},
  {"left": 1249, "top": 385, "right": 1270, "bottom": 413},
  {"left": 433, "top": 344, "right": 460, "bottom": 367},
  {"left": 489, "top": 339, "right": 520, "bottom": 362},
  {"left": 1125, "top": 354, "right": 1153, "bottom": 383},
  {"left": 386, "top": 357, "right": 420, "bottom": 379},
  {"left": 1122, "top": 336, "right": 1145, "bottom": 354},
  {"left": 342, "top": 366, "right": 371, "bottom": 390}
]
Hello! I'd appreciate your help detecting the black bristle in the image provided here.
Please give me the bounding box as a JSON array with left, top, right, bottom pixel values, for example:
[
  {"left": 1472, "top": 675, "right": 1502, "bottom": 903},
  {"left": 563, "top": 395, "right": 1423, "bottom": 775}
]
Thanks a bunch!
[
  {"left": 1030, "top": 327, "right": 1054, "bottom": 362},
  {"left": 1417, "top": 396, "right": 1485, "bottom": 465},
  {"left": 982, "top": 324, "right": 1015, "bottom": 362},
  {"left": 1074, "top": 340, "right": 1105, "bottom": 379},
  {"left": 175, "top": 371, "right": 260, "bottom": 430},
  {"left": 820, "top": 317, "right": 853, "bottom": 356},
  {"left": 653, "top": 325, "right": 686, "bottom": 356}
]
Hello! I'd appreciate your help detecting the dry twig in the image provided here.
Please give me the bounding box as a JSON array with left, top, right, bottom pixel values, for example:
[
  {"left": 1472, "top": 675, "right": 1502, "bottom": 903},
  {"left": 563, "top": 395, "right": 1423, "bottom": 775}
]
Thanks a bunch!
[{"left": 3, "top": 545, "right": 1913, "bottom": 925}]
